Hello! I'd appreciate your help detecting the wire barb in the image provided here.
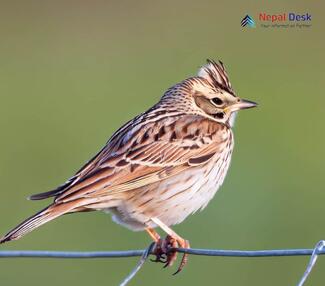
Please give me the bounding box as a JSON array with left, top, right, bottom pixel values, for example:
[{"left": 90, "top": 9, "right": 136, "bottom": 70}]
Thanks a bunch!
[
  {"left": 120, "top": 242, "right": 155, "bottom": 286},
  {"left": 296, "top": 240, "right": 325, "bottom": 286}
]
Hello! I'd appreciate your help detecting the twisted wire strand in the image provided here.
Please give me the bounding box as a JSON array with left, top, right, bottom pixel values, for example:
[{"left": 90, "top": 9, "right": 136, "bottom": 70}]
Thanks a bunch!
[{"left": 296, "top": 240, "right": 325, "bottom": 286}]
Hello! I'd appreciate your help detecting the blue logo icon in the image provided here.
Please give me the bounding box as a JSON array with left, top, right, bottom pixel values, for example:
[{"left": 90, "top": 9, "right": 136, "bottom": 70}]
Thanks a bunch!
[{"left": 241, "top": 15, "right": 255, "bottom": 27}]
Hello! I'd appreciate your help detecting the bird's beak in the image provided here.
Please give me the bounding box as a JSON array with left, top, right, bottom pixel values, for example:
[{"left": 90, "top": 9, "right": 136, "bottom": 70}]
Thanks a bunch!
[{"left": 226, "top": 99, "right": 258, "bottom": 112}]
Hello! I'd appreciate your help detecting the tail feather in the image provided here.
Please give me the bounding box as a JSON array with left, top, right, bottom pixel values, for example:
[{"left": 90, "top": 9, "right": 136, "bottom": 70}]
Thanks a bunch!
[{"left": 0, "top": 201, "right": 81, "bottom": 244}]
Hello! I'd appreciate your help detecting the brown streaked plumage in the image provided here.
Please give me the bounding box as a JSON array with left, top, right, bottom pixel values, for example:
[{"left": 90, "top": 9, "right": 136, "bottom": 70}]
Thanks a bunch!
[{"left": 0, "top": 59, "right": 257, "bottom": 272}]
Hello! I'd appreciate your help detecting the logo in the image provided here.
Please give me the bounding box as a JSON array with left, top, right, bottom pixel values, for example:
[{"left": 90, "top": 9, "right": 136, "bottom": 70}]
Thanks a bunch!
[
  {"left": 241, "top": 12, "right": 312, "bottom": 29},
  {"left": 259, "top": 12, "right": 312, "bottom": 22},
  {"left": 241, "top": 15, "right": 256, "bottom": 28}
]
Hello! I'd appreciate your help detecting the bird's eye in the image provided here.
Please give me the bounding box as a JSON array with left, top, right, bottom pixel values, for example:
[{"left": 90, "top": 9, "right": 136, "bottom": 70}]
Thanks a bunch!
[{"left": 211, "top": 97, "right": 223, "bottom": 106}]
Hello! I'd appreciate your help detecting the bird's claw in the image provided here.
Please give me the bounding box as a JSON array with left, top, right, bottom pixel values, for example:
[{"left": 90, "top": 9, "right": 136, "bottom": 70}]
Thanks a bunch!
[
  {"left": 151, "top": 235, "right": 190, "bottom": 274},
  {"left": 150, "top": 253, "right": 167, "bottom": 263}
]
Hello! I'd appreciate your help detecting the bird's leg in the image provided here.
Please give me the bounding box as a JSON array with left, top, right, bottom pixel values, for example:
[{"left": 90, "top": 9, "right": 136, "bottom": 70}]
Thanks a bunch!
[
  {"left": 145, "top": 227, "right": 167, "bottom": 263},
  {"left": 146, "top": 227, "right": 160, "bottom": 242},
  {"left": 150, "top": 217, "right": 190, "bottom": 274}
]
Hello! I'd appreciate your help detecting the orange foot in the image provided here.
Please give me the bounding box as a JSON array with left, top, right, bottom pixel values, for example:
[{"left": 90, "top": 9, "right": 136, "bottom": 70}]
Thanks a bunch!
[{"left": 146, "top": 227, "right": 190, "bottom": 274}]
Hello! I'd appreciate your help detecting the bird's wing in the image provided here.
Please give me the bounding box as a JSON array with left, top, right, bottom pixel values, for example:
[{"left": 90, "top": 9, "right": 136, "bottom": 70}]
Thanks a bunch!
[{"left": 30, "top": 115, "right": 231, "bottom": 204}]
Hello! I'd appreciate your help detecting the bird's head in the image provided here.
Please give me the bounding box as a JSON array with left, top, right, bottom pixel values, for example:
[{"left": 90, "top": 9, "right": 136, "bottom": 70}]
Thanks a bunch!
[{"left": 169, "top": 59, "right": 257, "bottom": 127}]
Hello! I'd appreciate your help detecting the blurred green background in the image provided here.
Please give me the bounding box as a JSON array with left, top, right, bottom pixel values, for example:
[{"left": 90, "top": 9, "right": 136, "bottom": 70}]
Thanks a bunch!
[{"left": 0, "top": 1, "right": 324, "bottom": 285}]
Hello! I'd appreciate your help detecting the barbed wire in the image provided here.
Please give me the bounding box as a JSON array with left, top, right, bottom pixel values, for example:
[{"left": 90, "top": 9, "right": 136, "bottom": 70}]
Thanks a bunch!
[{"left": 1, "top": 241, "right": 324, "bottom": 286}]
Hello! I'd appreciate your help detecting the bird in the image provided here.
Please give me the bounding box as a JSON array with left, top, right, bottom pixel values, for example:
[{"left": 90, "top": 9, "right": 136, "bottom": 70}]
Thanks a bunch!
[{"left": 0, "top": 59, "right": 257, "bottom": 273}]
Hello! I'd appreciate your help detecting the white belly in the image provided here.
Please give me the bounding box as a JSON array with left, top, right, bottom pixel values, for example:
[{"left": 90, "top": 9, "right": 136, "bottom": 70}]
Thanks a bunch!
[{"left": 108, "top": 146, "right": 233, "bottom": 231}]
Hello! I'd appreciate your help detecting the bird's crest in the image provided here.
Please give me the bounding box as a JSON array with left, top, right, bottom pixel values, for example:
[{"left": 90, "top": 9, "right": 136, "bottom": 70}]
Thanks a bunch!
[{"left": 198, "top": 59, "right": 235, "bottom": 95}]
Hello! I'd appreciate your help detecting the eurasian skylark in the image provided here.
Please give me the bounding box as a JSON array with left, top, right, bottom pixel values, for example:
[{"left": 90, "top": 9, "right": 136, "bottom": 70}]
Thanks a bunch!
[{"left": 0, "top": 60, "right": 257, "bottom": 273}]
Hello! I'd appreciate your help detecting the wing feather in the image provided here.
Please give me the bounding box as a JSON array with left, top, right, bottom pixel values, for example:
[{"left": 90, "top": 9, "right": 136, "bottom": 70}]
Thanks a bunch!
[{"left": 31, "top": 115, "right": 230, "bottom": 205}]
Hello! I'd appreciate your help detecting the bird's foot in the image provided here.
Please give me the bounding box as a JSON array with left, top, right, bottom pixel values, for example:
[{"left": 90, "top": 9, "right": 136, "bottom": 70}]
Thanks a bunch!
[{"left": 151, "top": 235, "right": 190, "bottom": 274}]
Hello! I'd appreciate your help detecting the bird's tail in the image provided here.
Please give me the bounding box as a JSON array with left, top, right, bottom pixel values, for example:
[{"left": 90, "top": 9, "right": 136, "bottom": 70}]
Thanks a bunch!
[{"left": 0, "top": 201, "right": 81, "bottom": 244}]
